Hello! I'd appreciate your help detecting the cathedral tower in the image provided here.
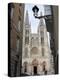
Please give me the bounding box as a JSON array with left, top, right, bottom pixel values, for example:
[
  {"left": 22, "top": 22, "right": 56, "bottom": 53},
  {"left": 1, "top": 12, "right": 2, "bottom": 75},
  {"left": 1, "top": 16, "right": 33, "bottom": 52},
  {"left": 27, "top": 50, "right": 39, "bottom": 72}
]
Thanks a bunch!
[
  {"left": 37, "top": 12, "right": 54, "bottom": 74},
  {"left": 22, "top": 11, "right": 54, "bottom": 75},
  {"left": 38, "top": 12, "right": 50, "bottom": 57},
  {"left": 22, "top": 10, "right": 31, "bottom": 74}
]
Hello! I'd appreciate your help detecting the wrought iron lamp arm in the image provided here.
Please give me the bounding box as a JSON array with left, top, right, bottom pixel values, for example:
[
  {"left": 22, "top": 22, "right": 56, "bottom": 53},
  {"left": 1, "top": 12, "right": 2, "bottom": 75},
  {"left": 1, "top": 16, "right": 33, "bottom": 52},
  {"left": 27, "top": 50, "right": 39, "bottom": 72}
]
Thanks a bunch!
[{"left": 34, "top": 15, "right": 51, "bottom": 19}]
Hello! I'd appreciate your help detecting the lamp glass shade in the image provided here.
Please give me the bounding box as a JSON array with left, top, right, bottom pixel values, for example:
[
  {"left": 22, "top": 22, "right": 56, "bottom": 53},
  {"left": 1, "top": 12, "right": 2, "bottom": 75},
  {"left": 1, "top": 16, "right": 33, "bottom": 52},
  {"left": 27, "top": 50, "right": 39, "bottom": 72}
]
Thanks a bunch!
[
  {"left": 34, "top": 9, "right": 38, "bottom": 16},
  {"left": 32, "top": 5, "right": 39, "bottom": 16}
]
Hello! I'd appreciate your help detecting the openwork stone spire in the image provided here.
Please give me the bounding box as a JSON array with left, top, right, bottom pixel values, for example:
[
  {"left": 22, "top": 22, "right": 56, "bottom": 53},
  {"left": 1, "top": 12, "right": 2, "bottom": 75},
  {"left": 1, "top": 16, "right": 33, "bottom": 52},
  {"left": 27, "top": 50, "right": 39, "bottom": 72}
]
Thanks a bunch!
[
  {"left": 25, "top": 10, "right": 29, "bottom": 25},
  {"left": 39, "top": 12, "right": 45, "bottom": 26}
]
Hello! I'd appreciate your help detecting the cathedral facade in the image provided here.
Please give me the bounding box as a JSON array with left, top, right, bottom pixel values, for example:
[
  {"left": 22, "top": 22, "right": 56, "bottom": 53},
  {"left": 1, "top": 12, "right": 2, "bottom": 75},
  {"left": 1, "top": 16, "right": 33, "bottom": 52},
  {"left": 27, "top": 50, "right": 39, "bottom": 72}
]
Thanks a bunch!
[{"left": 22, "top": 11, "right": 54, "bottom": 75}]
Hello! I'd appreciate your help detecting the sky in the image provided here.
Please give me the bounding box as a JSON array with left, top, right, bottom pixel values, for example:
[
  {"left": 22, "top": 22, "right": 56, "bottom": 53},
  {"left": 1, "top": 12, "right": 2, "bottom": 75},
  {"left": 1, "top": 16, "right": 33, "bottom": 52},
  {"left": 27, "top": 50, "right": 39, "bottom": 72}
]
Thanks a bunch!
[{"left": 24, "top": 4, "right": 44, "bottom": 33}]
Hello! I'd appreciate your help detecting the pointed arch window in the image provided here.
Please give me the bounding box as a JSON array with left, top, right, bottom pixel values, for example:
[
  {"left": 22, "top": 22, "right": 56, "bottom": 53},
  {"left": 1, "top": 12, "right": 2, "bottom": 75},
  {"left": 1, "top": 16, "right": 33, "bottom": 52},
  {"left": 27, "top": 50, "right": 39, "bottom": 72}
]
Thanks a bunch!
[
  {"left": 42, "top": 47, "right": 44, "bottom": 56},
  {"left": 41, "top": 37, "right": 44, "bottom": 44},
  {"left": 41, "top": 31, "right": 44, "bottom": 44},
  {"left": 40, "top": 31, "right": 44, "bottom": 38},
  {"left": 25, "top": 29, "right": 29, "bottom": 35},
  {"left": 24, "top": 47, "right": 28, "bottom": 58},
  {"left": 25, "top": 37, "right": 29, "bottom": 44}
]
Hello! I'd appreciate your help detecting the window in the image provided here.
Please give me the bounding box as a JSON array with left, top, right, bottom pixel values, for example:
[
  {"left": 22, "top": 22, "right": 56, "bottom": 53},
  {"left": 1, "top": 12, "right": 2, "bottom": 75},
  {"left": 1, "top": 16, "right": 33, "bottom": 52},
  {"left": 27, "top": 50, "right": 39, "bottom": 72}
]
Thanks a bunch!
[
  {"left": 25, "top": 30, "right": 29, "bottom": 35},
  {"left": 41, "top": 31, "right": 44, "bottom": 44},
  {"left": 42, "top": 48, "right": 44, "bottom": 56},
  {"left": 40, "top": 31, "right": 44, "bottom": 37},
  {"left": 41, "top": 37, "right": 44, "bottom": 44},
  {"left": 24, "top": 48, "right": 28, "bottom": 58},
  {"left": 19, "top": 3, "right": 22, "bottom": 6},
  {"left": 40, "top": 19, "right": 44, "bottom": 26},
  {"left": 31, "top": 47, "right": 38, "bottom": 55},
  {"left": 18, "top": 20, "right": 21, "bottom": 31},
  {"left": 25, "top": 37, "right": 29, "bottom": 44},
  {"left": 16, "top": 37, "right": 19, "bottom": 52},
  {"left": 31, "top": 37, "right": 34, "bottom": 42}
]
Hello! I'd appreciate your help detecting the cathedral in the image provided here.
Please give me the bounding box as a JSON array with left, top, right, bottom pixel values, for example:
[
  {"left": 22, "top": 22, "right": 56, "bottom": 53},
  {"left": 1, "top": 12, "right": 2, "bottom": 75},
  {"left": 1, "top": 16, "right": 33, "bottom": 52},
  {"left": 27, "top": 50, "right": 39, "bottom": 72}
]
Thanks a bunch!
[{"left": 22, "top": 10, "right": 54, "bottom": 75}]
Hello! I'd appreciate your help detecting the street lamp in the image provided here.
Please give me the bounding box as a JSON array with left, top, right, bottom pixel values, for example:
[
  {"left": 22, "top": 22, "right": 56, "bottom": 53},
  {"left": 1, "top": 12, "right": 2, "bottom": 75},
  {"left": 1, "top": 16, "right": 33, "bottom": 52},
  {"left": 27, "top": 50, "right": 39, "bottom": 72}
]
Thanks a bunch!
[
  {"left": 32, "top": 5, "right": 51, "bottom": 19},
  {"left": 32, "top": 5, "right": 39, "bottom": 17}
]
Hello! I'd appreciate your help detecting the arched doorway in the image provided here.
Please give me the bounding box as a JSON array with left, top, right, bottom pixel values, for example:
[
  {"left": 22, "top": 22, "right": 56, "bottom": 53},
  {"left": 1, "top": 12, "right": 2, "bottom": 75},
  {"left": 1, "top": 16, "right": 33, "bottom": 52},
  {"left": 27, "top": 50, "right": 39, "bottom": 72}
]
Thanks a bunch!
[
  {"left": 32, "top": 59, "right": 38, "bottom": 75},
  {"left": 42, "top": 61, "right": 47, "bottom": 75},
  {"left": 33, "top": 66, "right": 37, "bottom": 75},
  {"left": 23, "top": 62, "right": 28, "bottom": 73}
]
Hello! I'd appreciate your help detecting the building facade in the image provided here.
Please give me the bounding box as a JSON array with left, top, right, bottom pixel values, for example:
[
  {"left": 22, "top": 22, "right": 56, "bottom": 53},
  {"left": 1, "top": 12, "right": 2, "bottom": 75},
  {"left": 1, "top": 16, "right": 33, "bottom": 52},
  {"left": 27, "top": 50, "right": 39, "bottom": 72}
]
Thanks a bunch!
[
  {"left": 44, "top": 5, "right": 58, "bottom": 74},
  {"left": 22, "top": 11, "right": 54, "bottom": 75},
  {"left": 8, "top": 3, "right": 25, "bottom": 76}
]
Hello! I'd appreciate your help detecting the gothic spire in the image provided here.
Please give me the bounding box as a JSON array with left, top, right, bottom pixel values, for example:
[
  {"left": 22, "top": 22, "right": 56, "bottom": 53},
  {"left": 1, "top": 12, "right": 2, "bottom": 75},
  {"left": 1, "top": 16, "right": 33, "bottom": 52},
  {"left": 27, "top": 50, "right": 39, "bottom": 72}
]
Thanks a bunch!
[
  {"left": 39, "top": 12, "right": 45, "bottom": 26},
  {"left": 25, "top": 10, "right": 29, "bottom": 25},
  {"left": 37, "top": 12, "right": 46, "bottom": 33}
]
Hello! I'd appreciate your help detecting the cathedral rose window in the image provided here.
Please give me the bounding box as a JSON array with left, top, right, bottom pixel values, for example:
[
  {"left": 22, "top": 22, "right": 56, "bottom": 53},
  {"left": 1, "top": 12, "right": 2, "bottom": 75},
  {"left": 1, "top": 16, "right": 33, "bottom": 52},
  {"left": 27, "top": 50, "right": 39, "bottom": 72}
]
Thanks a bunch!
[{"left": 31, "top": 47, "right": 38, "bottom": 55}]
